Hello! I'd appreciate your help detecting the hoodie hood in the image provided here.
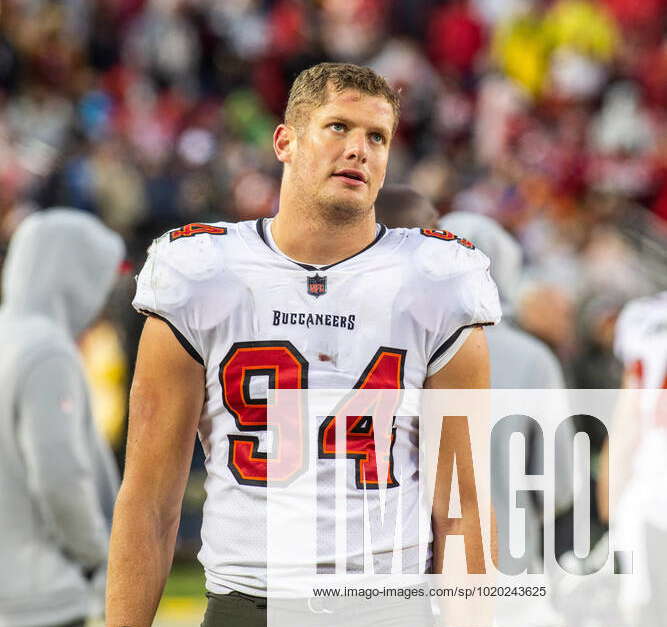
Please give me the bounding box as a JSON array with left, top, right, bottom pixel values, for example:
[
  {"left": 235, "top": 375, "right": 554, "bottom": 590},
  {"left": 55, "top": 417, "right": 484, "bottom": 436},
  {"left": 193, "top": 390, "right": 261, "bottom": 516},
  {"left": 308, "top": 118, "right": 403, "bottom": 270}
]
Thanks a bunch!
[
  {"left": 439, "top": 211, "right": 522, "bottom": 312},
  {"left": 2, "top": 209, "right": 125, "bottom": 338}
]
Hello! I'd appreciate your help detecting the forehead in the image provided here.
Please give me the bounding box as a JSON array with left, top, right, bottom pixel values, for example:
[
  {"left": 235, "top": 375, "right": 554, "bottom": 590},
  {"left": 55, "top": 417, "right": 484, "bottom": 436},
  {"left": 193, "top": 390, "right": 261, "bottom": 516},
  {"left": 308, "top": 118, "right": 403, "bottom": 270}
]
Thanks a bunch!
[{"left": 311, "top": 88, "right": 395, "bottom": 134}]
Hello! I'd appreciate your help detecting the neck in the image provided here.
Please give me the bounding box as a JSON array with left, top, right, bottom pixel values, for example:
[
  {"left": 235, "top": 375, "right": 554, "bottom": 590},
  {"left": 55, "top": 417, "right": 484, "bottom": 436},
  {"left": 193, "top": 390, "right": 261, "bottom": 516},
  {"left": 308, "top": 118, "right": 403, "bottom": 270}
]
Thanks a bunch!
[{"left": 271, "top": 194, "right": 377, "bottom": 266}]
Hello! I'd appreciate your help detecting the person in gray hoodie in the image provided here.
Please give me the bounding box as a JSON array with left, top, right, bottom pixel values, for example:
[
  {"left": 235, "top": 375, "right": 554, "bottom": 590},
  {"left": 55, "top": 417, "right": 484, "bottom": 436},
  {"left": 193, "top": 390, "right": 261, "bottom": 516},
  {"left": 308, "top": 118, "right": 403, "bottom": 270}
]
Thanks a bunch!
[{"left": 0, "top": 209, "right": 124, "bottom": 627}]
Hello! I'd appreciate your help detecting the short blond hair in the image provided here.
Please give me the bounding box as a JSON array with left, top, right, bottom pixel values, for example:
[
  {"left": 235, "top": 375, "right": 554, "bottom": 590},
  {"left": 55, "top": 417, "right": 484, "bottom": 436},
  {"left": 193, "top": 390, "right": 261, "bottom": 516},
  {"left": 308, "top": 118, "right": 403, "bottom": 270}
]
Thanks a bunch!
[{"left": 284, "top": 62, "right": 400, "bottom": 134}]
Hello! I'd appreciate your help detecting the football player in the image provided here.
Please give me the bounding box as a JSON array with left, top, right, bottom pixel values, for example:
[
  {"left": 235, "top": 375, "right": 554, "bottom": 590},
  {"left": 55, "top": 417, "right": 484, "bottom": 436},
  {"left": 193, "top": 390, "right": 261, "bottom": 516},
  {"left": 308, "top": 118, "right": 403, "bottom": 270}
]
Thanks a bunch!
[
  {"left": 106, "top": 63, "right": 501, "bottom": 626},
  {"left": 597, "top": 291, "right": 667, "bottom": 626}
]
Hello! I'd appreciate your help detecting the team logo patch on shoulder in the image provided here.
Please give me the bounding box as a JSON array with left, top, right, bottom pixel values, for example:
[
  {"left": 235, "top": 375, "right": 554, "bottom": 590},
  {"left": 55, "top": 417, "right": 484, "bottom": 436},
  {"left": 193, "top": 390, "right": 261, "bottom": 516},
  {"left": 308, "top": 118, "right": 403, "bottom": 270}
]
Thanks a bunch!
[
  {"left": 307, "top": 274, "right": 327, "bottom": 298},
  {"left": 169, "top": 223, "right": 228, "bottom": 242},
  {"left": 420, "top": 228, "right": 475, "bottom": 250}
]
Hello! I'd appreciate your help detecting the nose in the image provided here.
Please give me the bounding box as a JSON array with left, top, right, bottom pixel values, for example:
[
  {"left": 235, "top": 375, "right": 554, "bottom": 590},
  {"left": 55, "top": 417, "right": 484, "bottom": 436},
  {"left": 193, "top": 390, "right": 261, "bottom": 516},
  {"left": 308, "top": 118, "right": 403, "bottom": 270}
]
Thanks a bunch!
[{"left": 343, "top": 129, "right": 368, "bottom": 164}]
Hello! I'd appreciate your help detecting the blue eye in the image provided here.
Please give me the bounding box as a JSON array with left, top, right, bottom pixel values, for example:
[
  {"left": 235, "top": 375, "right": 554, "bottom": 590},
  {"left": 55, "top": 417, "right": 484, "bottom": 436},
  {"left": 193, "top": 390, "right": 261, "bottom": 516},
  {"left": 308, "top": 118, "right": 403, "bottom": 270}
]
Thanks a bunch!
[
  {"left": 331, "top": 122, "right": 346, "bottom": 132},
  {"left": 370, "top": 132, "right": 385, "bottom": 144}
]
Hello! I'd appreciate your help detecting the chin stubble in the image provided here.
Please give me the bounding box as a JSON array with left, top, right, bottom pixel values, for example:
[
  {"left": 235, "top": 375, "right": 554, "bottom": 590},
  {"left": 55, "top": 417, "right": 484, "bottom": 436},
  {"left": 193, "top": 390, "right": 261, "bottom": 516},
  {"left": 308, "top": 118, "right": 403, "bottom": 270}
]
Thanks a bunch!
[{"left": 318, "top": 199, "right": 373, "bottom": 226}]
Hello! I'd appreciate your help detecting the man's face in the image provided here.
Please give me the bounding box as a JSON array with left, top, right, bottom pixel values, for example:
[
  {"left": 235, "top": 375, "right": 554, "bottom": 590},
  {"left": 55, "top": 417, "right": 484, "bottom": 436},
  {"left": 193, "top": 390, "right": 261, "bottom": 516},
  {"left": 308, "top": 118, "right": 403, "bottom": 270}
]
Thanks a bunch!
[{"left": 285, "top": 88, "right": 395, "bottom": 223}]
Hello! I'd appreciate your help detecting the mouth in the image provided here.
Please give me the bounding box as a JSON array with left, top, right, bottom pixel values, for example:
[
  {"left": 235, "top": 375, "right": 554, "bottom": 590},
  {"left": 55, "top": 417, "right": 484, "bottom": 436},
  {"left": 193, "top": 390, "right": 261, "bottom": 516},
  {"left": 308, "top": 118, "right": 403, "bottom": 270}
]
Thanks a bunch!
[{"left": 331, "top": 170, "right": 367, "bottom": 186}]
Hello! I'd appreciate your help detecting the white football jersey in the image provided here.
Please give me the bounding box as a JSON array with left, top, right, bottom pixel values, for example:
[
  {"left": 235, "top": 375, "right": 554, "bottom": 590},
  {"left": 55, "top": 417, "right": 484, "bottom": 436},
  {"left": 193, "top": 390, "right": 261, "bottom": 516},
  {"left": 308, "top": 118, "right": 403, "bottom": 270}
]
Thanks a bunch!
[
  {"left": 133, "top": 219, "right": 501, "bottom": 596},
  {"left": 615, "top": 291, "right": 667, "bottom": 390},
  {"left": 614, "top": 291, "right": 667, "bottom": 529}
]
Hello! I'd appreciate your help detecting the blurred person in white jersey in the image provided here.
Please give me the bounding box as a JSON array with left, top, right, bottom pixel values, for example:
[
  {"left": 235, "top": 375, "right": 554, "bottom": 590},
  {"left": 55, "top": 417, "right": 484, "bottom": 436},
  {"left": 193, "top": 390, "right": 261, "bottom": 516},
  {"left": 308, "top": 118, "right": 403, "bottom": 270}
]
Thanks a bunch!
[
  {"left": 599, "top": 291, "right": 667, "bottom": 626},
  {"left": 106, "top": 63, "right": 501, "bottom": 627},
  {"left": 0, "top": 209, "right": 124, "bottom": 627}
]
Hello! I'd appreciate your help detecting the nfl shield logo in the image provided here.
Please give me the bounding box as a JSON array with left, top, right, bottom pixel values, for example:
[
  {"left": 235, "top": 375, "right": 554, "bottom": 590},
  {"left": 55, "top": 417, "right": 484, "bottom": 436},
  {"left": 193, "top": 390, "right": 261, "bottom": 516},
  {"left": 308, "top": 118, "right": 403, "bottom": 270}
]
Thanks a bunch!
[{"left": 307, "top": 274, "right": 327, "bottom": 298}]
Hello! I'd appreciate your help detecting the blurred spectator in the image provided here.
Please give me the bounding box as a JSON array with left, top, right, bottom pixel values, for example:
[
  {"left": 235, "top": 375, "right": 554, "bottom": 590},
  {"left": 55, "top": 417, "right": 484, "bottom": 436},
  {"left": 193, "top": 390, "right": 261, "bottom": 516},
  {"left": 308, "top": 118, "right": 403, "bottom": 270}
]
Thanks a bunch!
[
  {"left": 80, "top": 319, "right": 129, "bottom": 452},
  {"left": 320, "top": 0, "right": 385, "bottom": 61},
  {"left": 90, "top": 137, "right": 148, "bottom": 236},
  {"left": 516, "top": 281, "right": 577, "bottom": 359},
  {"left": 572, "top": 292, "right": 625, "bottom": 388},
  {"left": 545, "top": 0, "right": 618, "bottom": 62},
  {"left": 601, "top": 0, "right": 666, "bottom": 36},
  {"left": 427, "top": 0, "right": 487, "bottom": 79},
  {"left": 375, "top": 183, "right": 439, "bottom": 228},
  {"left": 491, "top": 1, "right": 551, "bottom": 98},
  {"left": 472, "top": 0, "right": 526, "bottom": 26},
  {"left": 124, "top": 0, "right": 201, "bottom": 94},
  {"left": 0, "top": 209, "right": 124, "bottom": 626},
  {"left": 0, "top": 0, "right": 663, "bottom": 407}
]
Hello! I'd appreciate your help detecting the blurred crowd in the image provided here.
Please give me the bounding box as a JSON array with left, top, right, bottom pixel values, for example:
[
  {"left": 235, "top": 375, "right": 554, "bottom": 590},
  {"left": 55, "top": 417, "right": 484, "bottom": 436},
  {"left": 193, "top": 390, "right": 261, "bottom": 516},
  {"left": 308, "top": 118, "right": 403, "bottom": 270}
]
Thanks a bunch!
[{"left": 1, "top": 0, "right": 667, "bottom": 419}]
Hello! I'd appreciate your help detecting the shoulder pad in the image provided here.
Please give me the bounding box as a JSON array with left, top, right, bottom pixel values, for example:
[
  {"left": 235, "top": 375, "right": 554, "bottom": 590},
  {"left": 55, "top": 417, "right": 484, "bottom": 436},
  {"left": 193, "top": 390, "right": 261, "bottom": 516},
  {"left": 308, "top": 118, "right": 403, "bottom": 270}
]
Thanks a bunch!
[
  {"left": 167, "top": 222, "right": 228, "bottom": 242},
  {"left": 408, "top": 227, "right": 490, "bottom": 281},
  {"left": 419, "top": 228, "right": 476, "bottom": 249},
  {"left": 152, "top": 221, "right": 232, "bottom": 282}
]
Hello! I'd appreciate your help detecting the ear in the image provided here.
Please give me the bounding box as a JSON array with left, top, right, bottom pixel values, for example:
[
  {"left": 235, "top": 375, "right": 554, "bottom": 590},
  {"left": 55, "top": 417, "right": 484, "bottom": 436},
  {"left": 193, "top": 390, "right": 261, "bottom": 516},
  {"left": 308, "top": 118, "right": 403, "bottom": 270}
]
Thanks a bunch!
[{"left": 274, "top": 124, "right": 295, "bottom": 164}]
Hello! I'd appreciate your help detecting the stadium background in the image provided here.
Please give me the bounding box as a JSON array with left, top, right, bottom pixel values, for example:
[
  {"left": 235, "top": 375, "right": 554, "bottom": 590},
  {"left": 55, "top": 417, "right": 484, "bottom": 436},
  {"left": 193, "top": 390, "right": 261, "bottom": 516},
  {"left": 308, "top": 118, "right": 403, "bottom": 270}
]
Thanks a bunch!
[{"left": 1, "top": 0, "right": 666, "bottom": 624}]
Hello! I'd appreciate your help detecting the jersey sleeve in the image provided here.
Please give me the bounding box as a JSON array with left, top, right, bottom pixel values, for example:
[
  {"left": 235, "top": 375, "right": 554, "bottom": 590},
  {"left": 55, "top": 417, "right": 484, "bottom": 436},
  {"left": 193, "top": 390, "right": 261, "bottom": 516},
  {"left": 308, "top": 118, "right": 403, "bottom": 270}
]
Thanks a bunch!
[
  {"left": 413, "top": 234, "right": 502, "bottom": 377},
  {"left": 132, "top": 232, "right": 214, "bottom": 365},
  {"left": 614, "top": 299, "right": 644, "bottom": 367}
]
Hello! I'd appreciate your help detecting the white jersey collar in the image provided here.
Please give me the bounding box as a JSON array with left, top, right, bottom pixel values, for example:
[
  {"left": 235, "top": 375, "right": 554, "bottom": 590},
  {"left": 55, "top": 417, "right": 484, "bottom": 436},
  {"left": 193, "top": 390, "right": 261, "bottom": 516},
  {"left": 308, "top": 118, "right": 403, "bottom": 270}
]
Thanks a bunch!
[{"left": 255, "top": 218, "right": 387, "bottom": 272}]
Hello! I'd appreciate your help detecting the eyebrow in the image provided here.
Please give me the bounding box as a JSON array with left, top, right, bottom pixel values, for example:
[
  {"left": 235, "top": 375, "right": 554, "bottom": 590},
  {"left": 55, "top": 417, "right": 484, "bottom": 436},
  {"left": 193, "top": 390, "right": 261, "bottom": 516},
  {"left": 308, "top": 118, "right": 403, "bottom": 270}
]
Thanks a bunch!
[{"left": 323, "top": 115, "right": 392, "bottom": 138}]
